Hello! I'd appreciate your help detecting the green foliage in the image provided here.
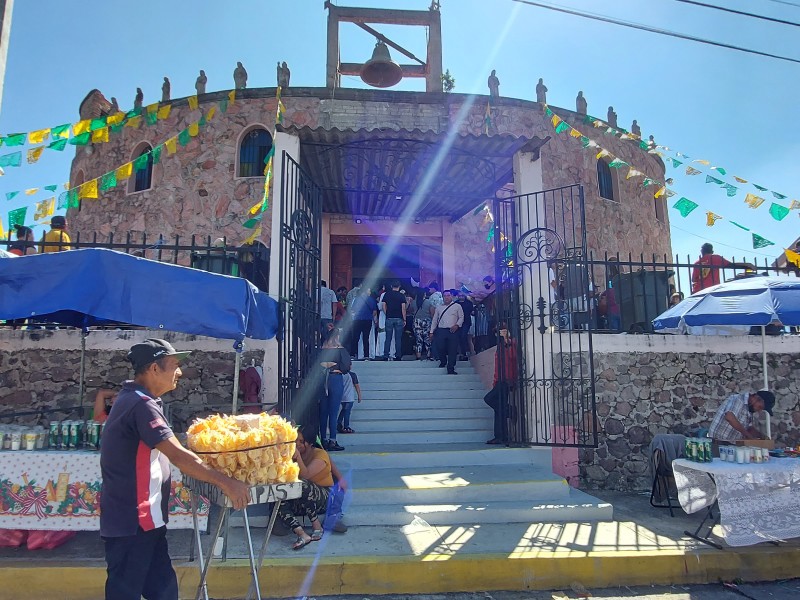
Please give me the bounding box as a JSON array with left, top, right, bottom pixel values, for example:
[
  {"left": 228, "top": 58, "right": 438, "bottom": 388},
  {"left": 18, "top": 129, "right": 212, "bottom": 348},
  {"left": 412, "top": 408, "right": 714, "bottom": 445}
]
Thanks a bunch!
[{"left": 441, "top": 69, "right": 455, "bottom": 93}]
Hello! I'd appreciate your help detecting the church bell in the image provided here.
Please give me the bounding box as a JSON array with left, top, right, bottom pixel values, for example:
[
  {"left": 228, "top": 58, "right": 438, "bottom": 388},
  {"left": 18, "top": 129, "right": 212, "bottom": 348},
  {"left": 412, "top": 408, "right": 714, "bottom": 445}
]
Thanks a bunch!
[{"left": 360, "top": 41, "right": 403, "bottom": 88}]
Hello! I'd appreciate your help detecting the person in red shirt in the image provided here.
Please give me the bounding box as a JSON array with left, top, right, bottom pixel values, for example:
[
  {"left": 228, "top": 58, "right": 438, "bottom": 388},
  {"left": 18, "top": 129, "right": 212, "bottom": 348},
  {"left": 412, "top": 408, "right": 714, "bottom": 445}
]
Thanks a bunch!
[
  {"left": 484, "top": 327, "right": 517, "bottom": 445},
  {"left": 691, "top": 243, "right": 753, "bottom": 293}
]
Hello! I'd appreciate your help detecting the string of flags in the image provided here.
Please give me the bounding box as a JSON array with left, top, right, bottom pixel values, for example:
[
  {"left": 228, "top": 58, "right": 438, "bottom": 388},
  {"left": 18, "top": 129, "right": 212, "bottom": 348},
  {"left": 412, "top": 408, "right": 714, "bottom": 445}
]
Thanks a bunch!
[
  {"left": 5, "top": 184, "right": 68, "bottom": 202},
  {"left": 0, "top": 93, "right": 215, "bottom": 171},
  {"left": 543, "top": 105, "right": 779, "bottom": 250},
  {"left": 578, "top": 113, "right": 797, "bottom": 216}
]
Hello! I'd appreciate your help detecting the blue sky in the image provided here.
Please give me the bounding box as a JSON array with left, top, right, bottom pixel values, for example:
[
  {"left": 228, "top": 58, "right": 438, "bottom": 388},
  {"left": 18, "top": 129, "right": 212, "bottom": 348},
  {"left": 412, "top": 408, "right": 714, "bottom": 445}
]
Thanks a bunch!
[{"left": 1, "top": 0, "right": 798, "bottom": 265}]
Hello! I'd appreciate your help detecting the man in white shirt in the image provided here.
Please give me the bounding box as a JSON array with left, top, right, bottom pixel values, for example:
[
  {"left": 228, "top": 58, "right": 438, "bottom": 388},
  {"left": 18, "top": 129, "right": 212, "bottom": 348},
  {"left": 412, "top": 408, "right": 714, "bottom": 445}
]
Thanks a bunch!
[
  {"left": 429, "top": 290, "right": 464, "bottom": 375},
  {"left": 319, "top": 280, "right": 338, "bottom": 338}
]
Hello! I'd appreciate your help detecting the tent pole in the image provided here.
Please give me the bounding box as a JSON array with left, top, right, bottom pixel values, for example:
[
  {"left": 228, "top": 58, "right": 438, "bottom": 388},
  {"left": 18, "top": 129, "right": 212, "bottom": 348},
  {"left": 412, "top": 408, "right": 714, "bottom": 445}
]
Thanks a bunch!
[
  {"left": 232, "top": 349, "right": 242, "bottom": 415},
  {"left": 762, "top": 325, "right": 770, "bottom": 439},
  {"left": 78, "top": 329, "right": 87, "bottom": 418}
]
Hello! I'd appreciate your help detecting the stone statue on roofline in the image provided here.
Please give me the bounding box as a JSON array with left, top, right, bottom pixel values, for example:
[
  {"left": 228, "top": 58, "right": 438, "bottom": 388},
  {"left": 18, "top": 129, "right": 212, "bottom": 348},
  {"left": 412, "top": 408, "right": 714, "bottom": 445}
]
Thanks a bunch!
[
  {"left": 576, "top": 91, "right": 587, "bottom": 115},
  {"left": 195, "top": 70, "right": 207, "bottom": 95},
  {"left": 607, "top": 106, "right": 618, "bottom": 128},
  {"left": 487, "top": 70, "right": 500, "bottom": 98},
  {"left": 234, "top": 61, "right": 248, "bottom": 89},
  {"left": 631, "top": 119, "right": 641, "bottom": 136},
  {"left": 109, "top": 97, "right": 120, "bottom": 114},
  {"left": 536, "top": 78, "right": 547, "bottom": 104},
  {"left": 162, "top": 77, "right": 171, "bottom": 103},
  {"left": 648, "top": 134, "right": 656, "bottom": 150},
  {"left": 134, "top": 88, "right": 143, "bottom": 111},
  {"left": 277, "top": 61, "right": 291, "bottom": 88}
]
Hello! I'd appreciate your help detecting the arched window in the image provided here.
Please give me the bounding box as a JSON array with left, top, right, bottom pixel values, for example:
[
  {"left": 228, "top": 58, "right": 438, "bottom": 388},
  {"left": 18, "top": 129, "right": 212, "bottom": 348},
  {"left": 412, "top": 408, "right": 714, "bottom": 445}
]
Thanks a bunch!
[
  {"left": 130, "top": 143, "right": 153, "bottom": 193},
  {"left": 596, "top": 159, "right": 615, "bottom": 201},
  {"left": 238, "top": 128, "right": 273, "bottom": 177}
]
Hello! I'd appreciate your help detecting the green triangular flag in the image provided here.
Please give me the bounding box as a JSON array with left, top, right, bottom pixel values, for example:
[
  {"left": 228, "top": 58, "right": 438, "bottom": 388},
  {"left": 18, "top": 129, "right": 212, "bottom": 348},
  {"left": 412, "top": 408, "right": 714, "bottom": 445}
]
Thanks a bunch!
[
  {"left": 5, "top": 191, "right": 19, "bottom": 201},
  {"left": 608, "top": 158, "right": 628, "bottom": 169},
  {"left": 753, "top": 184, "right": 768, "bottom": 192},
  {"left": 133, "top": 153, "right": 150, "bottom": 171},
  {"left": 151, "top": 145, "right": 162, "bottom": 165},
  {"left": 242, "top": 215, "right": 262, "bottom": 229},
  {"left": 554, "top": 121, "right": 569, "bottom": 134},
  {"left": 145, "top": 111, "right": 158, "bottom": 126},
  {"left": 672, "top": 197, "right": 699, "bottom": 217},
  {"left": 178, "top": 129, "right": 191, "bottom": 146},
  {"left": 219, "top": 99, "right": 229, "bottom": 113},
  {"left": 100, "top": 171, "right": 117, "bottom": 192},
  {"left": 3, "top": 133, "right": 25, "bottom": 146},
  {"left": 752, "top": 233, "right": 774, "bottom": 249},
  {"left": 67, "top": 188, "right": 80, "bottom": 208},
  {"left": 639, "top": 140, "right": 649, "bottom": 150},
  {"left": 642, "top": 178, "right": 655, "bottom": 187},
  {"left": 711, "top": 166, "right": 727, "bottom": 175},
  {"left": 51, "top": 123, "right": 70, "bottom": 138},
  {"left": 263, "top": 146, "right": 275, "bottom": 165},
  {"left": 472, "top": 204, "right": 486, "bottom": 216},
  {"left": 7, "top": 206, "right": 27, "bottom": 229},
  {"left": 198, "top": 114, "right": 207, "bottom": 128},
  {"left": 705, "top": 175, "right": 724, "bottom": 185},
  {"left": 90, "top": 117, "right": 107, "bottom": 131},
  {"left": 772, "top": 191, "right": 787, "bottom": 200},
  {"left": 48, "top": 138, "right": 68, "bottom": 151},
  {"left": 580, "top": 136, "right": 591, "bottom": 148},
  {"left": 730, "top": 221, "right": 750, "bottom": 231},
  {"left": 126, "top": 108, "right": 141, "bottom": 118},
  {"left": 69, "top": 132, "right": 91, "bottom": 146},
  {"left": 57, "top": 191, "right": 68, "bottom": 209},
  {"left": 545, "top": 107, "right": 554, "bottom": 117},
  {"left": 44, "top": 184, "right": 58, "bottom": 192},
  {"left": 486, "top": 227, "right": 495, "bottom": 242},
  {"left": 0, "top": 151, "right": 22, "bottom": 167},
  {"left": 583, "top": 114, "right": 597, "bottom": 124},
  {"left": 110, "top": 123, "right": 124, "bottom": 134},
  {"left": 768, "top": 202, "right": 789, "bottom": 221},
  {"left": 724, "top": 183, "right": 738, "bottom": 197}
]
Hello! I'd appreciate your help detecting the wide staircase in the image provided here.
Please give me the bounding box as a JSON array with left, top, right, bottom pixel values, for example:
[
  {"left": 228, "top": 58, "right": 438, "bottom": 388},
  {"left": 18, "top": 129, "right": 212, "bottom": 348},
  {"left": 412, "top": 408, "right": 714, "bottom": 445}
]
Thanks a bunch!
[{"left": 337, "top": 358, "right": 612, "bottom": 527}]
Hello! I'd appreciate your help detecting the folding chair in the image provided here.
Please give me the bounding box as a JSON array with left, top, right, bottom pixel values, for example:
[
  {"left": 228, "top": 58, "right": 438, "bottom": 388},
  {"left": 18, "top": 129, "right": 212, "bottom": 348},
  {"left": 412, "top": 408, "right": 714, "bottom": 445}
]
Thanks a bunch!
[{"left": 649, "top": 447, "right": 677, "bottom": 517}]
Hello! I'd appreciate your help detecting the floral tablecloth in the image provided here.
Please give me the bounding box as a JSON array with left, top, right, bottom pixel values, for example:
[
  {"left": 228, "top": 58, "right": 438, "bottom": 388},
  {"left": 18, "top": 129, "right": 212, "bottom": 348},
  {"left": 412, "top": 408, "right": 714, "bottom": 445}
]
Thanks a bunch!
[
  {"left": 673, "top": 457, "right": 800, "bottom": 546},
  {"left": 0, "top": 450, "right": 208, "bottom": 531}
]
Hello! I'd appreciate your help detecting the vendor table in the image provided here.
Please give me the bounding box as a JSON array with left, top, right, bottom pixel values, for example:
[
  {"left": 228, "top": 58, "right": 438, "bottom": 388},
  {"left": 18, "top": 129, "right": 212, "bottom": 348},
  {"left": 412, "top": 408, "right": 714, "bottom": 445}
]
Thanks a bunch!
[
  {"left": 184, "top": 477, "right": 301, "bottom": 600},
  {"left": 672, "top": 457, "right": 800, "bottom": 547},
  {"left": 0, "top": 450, "right": 208, "bottom": 530}
]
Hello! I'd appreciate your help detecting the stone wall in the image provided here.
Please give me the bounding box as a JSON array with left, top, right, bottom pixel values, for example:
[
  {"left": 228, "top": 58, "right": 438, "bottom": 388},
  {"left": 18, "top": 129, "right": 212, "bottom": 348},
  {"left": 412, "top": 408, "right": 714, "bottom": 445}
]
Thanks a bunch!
[
  {"left": 581, "top": 335, "right": 800, "bottom": 491},
  {"left": 0, "top": 330, "right": 269, "bottom": 432}
]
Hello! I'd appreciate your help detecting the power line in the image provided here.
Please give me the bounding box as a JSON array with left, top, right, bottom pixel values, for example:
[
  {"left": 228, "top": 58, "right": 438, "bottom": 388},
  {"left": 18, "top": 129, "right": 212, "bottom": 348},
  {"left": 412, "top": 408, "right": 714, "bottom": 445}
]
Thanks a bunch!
[
  {"left": 510, "top": 0, "right": 800, "bottom": 64},
  {"left": 674, "top": 0, "right": 800, "bottom": 27}
]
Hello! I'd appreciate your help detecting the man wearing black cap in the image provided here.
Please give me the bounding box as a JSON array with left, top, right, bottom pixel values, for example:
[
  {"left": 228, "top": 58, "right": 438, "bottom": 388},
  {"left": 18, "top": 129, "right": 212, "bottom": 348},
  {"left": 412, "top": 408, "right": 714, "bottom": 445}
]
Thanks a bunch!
[
  {"left": 708, "top": 389, "right": 775, "bottom": 443},
  {"left": 39, "top": 214, "right": 71, "bottom": 253},
  {"left": 100, "top": 339, "right": 249, "bottom": 600}
]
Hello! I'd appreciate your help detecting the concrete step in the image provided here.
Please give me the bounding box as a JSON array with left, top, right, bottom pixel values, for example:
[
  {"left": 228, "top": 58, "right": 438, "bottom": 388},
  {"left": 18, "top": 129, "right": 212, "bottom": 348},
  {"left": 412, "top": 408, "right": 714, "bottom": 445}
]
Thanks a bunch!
[
  {"left": 335, "top": 445, "right": 554, "bottom": 469},
  {"left": 356, "top": 373, "right": 482, "bottom": 384},
  {"left": 346, "top": 416, "right": 490, "bottom": 433},
  {"left": 330, "top": 428, "right": 492, "bottom": 447},
  {"left": 352, "top": 406, "right": 493, "bottom": 419},
  {"left": 357, "top": 380, "right": 486, "bottom": 391},
  {"left": 365, "top": 389, "right": 486, "bottom": 400},
  {"left": 342, "top": 489, "right": 613, "bottom": 526},
  {"left": 355, "top": 398, "right": 488, "bottom": 411},
  {"left": 354, "top": 364, "right": 477, "bottom": 374}
]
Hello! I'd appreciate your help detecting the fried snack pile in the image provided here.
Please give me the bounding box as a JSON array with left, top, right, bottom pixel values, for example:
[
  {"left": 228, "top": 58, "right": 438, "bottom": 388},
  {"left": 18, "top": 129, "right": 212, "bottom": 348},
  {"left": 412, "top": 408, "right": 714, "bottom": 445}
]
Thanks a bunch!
[{"left": 186, "top": 413, "right": 299, "bottom": 485}]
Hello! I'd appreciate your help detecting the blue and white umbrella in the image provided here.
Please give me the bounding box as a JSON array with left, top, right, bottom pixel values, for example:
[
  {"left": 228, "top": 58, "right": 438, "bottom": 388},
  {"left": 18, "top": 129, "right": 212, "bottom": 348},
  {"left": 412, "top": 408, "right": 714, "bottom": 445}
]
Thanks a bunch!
[{"left": 653, "top": 275, "right": 800, "bottom": 438}]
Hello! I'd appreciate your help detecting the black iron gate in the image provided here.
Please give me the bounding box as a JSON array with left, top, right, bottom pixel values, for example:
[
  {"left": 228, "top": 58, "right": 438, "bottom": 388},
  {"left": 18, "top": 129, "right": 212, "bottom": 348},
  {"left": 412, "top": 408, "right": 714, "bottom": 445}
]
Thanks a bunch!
[
  {"left": 491, "top": 184, "right": 598, "bottom": 448},
  {"left": 276, "top": 152, "right": 323, "bottom": 421}
]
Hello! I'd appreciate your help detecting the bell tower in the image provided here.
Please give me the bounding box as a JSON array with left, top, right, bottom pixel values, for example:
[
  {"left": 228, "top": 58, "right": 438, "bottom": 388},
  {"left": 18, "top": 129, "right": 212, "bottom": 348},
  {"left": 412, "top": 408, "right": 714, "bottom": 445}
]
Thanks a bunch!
[{"left": 324, "top": 1, "right": 443, "bottom": 92}]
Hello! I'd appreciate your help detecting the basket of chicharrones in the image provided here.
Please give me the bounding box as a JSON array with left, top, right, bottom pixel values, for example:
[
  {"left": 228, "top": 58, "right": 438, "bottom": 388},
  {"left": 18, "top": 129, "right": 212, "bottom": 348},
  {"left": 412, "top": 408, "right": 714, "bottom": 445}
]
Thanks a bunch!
[{"left": 186, "top": 413, "right": 300, "bottom": 487}]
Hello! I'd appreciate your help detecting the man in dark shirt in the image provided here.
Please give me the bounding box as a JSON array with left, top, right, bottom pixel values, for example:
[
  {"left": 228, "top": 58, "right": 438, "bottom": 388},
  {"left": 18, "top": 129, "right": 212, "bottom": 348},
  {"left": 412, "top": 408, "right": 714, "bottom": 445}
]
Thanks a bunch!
[
  {"left": 349, "top": 286, "right": 378, "bottom": 359},
  {"left": 100, "top": 338, "right": 249, "bottom": 600},
  {"left": 380, "top": 280, "right": 407, "bottom": 361}
]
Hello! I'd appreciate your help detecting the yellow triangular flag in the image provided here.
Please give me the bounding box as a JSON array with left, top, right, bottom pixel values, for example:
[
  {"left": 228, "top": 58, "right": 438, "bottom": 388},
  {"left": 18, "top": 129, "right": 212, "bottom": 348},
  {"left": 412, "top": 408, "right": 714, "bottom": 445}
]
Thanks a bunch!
[
  {"left": 74, "top": 120, "right": 91, "bottom": 135},
  {"left": 165, "top": 137, "right": 177, "bottom": 154},
  {"left": 125, "top": 115, "right": 141, "bottom": 128},
  {"left": 28, "top": 128, "right": 50, "bottom": 144},
  {"left": 569, "top": 128, "right": 582, "bottom": 138},
  {"left": 188, "top": 96, "right": 199, "bottom": 110},
  {"left": 206, "top": 105, "right": 217, "bottom": 121},
  {"left": 248, "top": 198, "right": 264, "bottom": 215},
  {"left": 54, "top": 125, "right": 71, "bottom": 139},
  {"left": 188, "top": 122, "right": 199, "bottom": 137},
  {"left": 706, "top": 211, "right": 721, "bottom": 226},
  {"left": 116, "top": 162, "right": 133, "bottom": 180},
  {"left": 79, "top": 179, "right": 98, "bottom": 199},
  {"left": 24, "top": 188, "right": 38, "bottom": 195},
  {"left": 43, "top": 197, "right": 55, "bottom": 218},
  {"left": 34, "top": 199, "right": 47, "bottom": 220},
  {"left": 692, "top": 159, "right": 710, "bottom": 165},
  {"left": 145, "top": 103, "right": 158, "bottom": 114},
  {"left": 107, "top": 112, "right": 125, "bottom": 126},
  {"left": 27, "top": 147, "right": 44, "bottom": 164},
  {"left": 91, "top": 127, "right": 109, "bottom": 143},
  {"left": 654, "top": 186, "right": 666, "bottom": 198},
  {"left": 0, "top": 215, "right": 4, "bottom": 239},
  {"left": 790, "top": 200, "right": 800, "bottom": 210},
  {"left": 744, "top": 193, "right": 765, "bottom": 208},
  {"left": 596, "top": 149, "right": 609, "bottom": 159},
  {"left": 551, "top": 114, "right": 561, "bottom": 127},
  {"left": 785, "top": 248, "right": 800, "bottom": 269},
  {"left": 242, "top": 225, "right": 261, "bottom": 245},
  {"left": 228, "top": 90, "right": 236, "bottom": 104},
  {"left": 734, "top": 176, "right": 748, "bottom": 184},
  {"left": 685, "top": 166, "right": 702, "bottom": 176},
  {"left": 157, "top": 105, "right": 171, "bottom": 120}
]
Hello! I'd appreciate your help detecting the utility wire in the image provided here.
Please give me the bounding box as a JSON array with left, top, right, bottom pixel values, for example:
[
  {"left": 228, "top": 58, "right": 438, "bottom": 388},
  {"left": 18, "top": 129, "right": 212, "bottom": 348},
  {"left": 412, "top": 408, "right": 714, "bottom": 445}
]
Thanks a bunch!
[
  {"left": 510, "top": 0, "right": 800, "bottom": 64},
  {"left": 674, "top": 0, "right": 800, "bottom": 27}
]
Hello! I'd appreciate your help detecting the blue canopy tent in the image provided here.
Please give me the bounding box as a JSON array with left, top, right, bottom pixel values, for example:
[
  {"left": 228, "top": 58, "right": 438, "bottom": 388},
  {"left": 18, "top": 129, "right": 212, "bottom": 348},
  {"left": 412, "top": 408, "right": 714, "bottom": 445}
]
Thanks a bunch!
[{"left": 0, "top": 248, "right": 279, "bottom": 414}]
